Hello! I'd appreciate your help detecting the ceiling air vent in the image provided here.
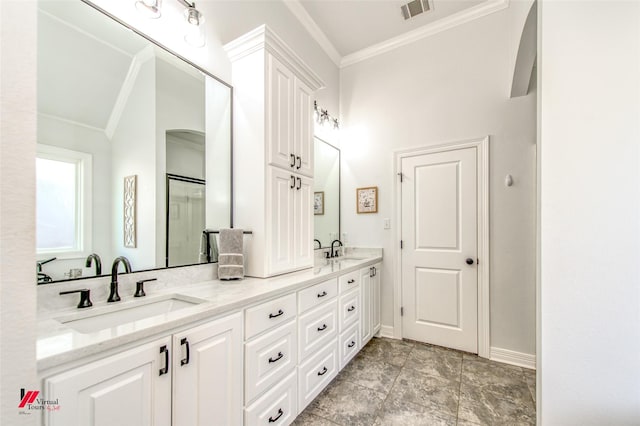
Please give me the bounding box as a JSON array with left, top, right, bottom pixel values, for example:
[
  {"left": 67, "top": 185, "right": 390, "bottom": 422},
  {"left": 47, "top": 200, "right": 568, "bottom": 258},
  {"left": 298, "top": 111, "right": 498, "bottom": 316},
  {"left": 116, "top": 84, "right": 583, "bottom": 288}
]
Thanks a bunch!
[{"left": 401, "top": 0, "right": 431, "bottom": 20}]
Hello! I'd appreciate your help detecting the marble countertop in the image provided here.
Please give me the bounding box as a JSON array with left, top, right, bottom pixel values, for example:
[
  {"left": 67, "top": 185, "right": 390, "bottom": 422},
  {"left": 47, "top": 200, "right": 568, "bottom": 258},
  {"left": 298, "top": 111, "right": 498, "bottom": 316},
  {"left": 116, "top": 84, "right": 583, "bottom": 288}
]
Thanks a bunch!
[{"left": 37, "top": 251, "right": 382, "bottom": 371}]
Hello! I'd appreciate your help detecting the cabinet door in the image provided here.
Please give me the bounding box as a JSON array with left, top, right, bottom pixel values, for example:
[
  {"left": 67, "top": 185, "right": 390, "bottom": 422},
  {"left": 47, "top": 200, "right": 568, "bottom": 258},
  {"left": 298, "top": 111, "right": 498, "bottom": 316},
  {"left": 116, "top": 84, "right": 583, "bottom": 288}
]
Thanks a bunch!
[
  {"left": 293, "top": 77, "right": 314, "bottom": 177},
  {"left": 44, "top": 337, "right": 172, "bottom": 426},
  {"left": 267, "top": 55, "right": 295, "bottom": 171},
  {"left": 268, "top": 167, "right": 296, "bottom": 275},
  {"left": 360, "top": 267, "right": 372, "bottom": 347},
  {"left": 172, "top": 312, "right": 243, "bottom": 426},
  {"left": 294, "top": 174, "right": 313, "bottom": 269},
  {"left": 372, "top": 263, "right": 381, "bottom": 335}
]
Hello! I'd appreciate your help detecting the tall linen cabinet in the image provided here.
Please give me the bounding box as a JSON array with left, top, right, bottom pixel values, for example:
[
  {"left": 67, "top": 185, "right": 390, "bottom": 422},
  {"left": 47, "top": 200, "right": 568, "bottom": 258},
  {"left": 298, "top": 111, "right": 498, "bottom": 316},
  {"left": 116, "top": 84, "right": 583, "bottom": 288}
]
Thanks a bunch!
[{"left": 225, "top": 25, "right": 324, "bottom": 278}]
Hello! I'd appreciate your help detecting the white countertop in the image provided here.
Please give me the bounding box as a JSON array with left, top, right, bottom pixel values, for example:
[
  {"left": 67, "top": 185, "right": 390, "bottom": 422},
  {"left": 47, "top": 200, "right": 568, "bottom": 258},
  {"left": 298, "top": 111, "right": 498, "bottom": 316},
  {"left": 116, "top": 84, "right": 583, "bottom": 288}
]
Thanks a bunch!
[{"left": 37, "top": 253, "right": 382, "bottom": 371}]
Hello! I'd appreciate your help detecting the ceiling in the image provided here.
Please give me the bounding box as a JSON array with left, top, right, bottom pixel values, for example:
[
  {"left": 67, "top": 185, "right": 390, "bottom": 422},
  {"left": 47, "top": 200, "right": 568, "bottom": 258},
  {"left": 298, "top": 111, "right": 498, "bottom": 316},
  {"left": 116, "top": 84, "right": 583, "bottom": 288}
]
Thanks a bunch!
[{"left": 297, "top": 0, "right": 485, "bottom": 57}]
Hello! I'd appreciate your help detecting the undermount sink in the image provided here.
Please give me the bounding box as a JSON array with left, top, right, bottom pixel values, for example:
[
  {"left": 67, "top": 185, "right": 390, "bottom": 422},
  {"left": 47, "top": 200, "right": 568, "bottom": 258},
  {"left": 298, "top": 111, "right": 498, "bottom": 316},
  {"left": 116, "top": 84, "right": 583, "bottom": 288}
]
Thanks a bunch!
[{"left": 55, "top": 294, "right": 206, "bottom": 334}]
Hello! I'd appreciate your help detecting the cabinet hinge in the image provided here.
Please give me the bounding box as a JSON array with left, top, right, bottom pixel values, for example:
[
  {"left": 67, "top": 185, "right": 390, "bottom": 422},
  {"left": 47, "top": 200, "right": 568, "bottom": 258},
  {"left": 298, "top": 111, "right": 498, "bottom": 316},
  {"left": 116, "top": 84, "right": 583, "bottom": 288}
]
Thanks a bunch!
[
  {"left": 397, "top": 172, "right": 403, "bottom": 182},
  {"left": 400, "top": 307, "right": 404, "bottom": 316}
]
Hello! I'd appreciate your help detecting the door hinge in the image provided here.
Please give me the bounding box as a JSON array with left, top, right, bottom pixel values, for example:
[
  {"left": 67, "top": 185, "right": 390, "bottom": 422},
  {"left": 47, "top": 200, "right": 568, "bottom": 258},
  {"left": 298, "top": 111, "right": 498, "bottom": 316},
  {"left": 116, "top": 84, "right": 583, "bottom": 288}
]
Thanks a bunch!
[
  {"left": 400, "top": 307, "right": 404, "bottom": 316},
  {"left": 397, "top": 172, "right": 403, "bottom": 182},
  {"left": 477, "top": 258, "right": 480, "bottom": 265},
  {"left": 400, "top": 240, "right": 404, "bottom": 249}
]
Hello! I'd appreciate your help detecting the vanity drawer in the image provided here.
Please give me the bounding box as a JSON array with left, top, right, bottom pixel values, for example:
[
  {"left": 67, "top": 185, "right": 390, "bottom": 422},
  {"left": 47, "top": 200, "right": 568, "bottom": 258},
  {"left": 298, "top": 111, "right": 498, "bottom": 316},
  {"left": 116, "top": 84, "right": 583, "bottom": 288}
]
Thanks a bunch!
[
  {"left": 298, "top": 300, "right": 338, "bottom": 360},
  {"left": 245, "top": 370, "right": 297, "bottom": 426},
  {"left": 298, "top": 278, "right": 338, "bottom": 313},
  {"left": 298, "top": 338, "right": 338, "bottom": 413},
  {"left": 339, "top": 322, "right": 360, "bottom": 370},
  {"left": 338, "top": 270, "right": 360, "bottom": 293},
  {"left": 245, "top": 320, "right": 297, "bottom": 404},
  {"left": 246, "top": 293, "right": 296, "bottom": 339},
  {"left": 338, "top": 287, "right": 360, "bottom": 331}
]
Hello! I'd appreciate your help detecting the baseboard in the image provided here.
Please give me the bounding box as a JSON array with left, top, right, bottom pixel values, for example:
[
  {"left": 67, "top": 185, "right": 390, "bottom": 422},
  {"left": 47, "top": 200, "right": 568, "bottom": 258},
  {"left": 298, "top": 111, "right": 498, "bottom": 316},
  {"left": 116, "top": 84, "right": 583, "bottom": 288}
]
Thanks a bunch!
[
  {"left": 379, "top": 325, "right": 395, "bottom": 339},
  {"left": 490, "top": 347, "right": 536, "bottom": 370}
]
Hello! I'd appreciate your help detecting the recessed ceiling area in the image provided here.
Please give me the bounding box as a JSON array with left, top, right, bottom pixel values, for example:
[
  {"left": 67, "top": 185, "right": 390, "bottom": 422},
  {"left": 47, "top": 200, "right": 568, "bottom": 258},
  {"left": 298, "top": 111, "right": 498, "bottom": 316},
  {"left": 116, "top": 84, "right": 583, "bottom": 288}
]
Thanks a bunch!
[{"left": 297, "top": 0, "right": 486, "bottom": 57}]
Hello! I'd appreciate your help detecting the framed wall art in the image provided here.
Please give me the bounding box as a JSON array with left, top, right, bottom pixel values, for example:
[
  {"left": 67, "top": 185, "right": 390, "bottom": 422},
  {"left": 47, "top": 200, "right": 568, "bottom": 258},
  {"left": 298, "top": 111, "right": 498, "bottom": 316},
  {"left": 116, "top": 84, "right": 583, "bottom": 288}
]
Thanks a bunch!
[
  {"left": 123, "top": 174, "right": 137, "bottom": 248},
  {"left": 314, "top": 191, "right": 324, "bottom": 215},
  {"left": 356, "top": 186, "right": 378, "bottom": 214}
]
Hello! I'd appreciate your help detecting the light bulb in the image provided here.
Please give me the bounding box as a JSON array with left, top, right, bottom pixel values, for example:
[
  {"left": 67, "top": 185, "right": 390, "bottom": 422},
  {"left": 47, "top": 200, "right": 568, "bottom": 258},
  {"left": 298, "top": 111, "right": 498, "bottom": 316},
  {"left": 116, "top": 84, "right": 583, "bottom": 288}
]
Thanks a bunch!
[
  {"left": 135, "top": 0, "right": 162, "bottom": 19},
  {"left": 184, "top": 7, "right": 205, "bottom": 47}
]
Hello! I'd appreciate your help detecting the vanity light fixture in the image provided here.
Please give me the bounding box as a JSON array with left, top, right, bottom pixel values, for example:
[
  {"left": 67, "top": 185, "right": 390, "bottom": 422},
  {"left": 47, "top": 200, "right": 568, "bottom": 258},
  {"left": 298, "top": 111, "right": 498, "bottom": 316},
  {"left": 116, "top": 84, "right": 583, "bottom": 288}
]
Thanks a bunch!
[
  {"left": 135, "top": 0, "right": 162, "bottom": 19},
  {"left": 314, "top": 101, "right": 340, "bottom": 129},
  {"left": 134, "top": 0, "right": 206, "bottom": 47}
]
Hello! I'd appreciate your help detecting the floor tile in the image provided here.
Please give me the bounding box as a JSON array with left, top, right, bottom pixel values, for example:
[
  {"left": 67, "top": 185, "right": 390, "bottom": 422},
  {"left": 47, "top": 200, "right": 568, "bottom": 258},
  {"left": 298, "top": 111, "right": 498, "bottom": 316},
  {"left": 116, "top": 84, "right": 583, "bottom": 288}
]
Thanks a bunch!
[
  {"left": 291, "top": 411, "right": 339, "bottom": 426},
  {"left": 358, "top": 337, "right": 414, "bottom": 367},
  {"left": 523, "top": 368, "right": 536, "bottom": 404},
  {"left": 306, "top": 378, "right": 385, "bottom": 426},
  {"left": 461, "top": 355, "right": 531, "bottom": 401},
  {"left": 337, "top": 352, "right": 402, "bottom": 394},
  {"left": 403, "top": 343, "right": 463, "bottom": 382},
  {"left": 458, "top": 383, "right": 536, "bottom": 425},
  {"left": 373, "top": 397, "right": 456, "bottom": 426},
  {"left": 387, "top": 368, "right": 459, "bottom": 417}
]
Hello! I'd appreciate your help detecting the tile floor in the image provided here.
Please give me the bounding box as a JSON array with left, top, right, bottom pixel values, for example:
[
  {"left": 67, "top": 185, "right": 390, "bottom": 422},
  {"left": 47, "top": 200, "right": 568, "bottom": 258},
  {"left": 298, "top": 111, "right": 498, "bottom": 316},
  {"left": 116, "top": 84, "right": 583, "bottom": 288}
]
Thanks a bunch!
[{"left": 293, "top": 337, "right": 536, "bottom": 426}]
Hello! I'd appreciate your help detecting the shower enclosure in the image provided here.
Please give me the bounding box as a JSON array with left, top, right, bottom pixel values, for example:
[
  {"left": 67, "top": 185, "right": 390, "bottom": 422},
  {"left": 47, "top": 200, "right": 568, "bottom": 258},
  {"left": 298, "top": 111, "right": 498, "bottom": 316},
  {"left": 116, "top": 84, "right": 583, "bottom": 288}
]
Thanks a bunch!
[{"left": 166, "top": 174, "right": 206, "bottom": 267}]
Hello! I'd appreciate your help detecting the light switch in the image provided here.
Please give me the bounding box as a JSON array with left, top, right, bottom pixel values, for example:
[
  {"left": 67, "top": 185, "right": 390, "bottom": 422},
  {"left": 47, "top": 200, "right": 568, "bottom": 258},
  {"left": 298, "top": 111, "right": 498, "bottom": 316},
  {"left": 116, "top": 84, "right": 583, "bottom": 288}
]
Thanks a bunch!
[{"left": 383, "top": 218, "right": 391, "bottom": 229}]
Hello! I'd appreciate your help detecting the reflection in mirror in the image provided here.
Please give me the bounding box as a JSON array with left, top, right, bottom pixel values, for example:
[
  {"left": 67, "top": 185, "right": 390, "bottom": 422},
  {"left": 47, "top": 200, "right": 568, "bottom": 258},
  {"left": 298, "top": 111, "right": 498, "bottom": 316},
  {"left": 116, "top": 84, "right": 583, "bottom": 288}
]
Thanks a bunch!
[
  {"left": 36, "top": 1, "right": 232, "bottom": 283},
  {"left": 313, "top": 138, "right": 340, "bottom": 248}
]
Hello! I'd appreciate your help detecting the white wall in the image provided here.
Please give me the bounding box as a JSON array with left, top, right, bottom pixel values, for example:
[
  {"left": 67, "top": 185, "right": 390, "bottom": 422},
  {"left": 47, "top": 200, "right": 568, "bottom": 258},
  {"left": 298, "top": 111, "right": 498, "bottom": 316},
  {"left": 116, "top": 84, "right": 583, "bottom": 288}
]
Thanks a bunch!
[
  {"left": 111, "top": 58, "right": 157, "bottom": 270},
  {"left": 0, "top": 1, "right": 37, "bottom": 423},
  {"left": 539, "top": 1, "right": 640, "bottom": 423},
  {"left": 37, "top": 115, "right": 113, "bottom": 280},
  {"left": 340, "top": 8, "right": 537, "bottom": 355}
]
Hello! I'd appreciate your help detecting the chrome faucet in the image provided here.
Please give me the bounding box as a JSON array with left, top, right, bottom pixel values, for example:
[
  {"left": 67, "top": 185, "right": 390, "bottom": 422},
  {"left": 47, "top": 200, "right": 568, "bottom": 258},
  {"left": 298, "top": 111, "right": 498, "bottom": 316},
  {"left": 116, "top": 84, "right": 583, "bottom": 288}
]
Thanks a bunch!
[
  {"left": 108, "top": 256, "right": 132, "bottom": 302},
  {"left": 85, "top": 253, "right": 102, "bottom": 276},
  {"left": 330, "top": 239, "right": 343, "bottom": 258}
]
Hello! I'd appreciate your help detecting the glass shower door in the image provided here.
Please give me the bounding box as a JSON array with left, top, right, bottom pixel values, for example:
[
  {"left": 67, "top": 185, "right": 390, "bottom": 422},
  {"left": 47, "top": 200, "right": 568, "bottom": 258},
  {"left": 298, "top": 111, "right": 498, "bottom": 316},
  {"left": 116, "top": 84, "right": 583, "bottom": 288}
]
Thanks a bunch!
[{"left": 166, "top": 175, "right": 206, "bottom": 267}]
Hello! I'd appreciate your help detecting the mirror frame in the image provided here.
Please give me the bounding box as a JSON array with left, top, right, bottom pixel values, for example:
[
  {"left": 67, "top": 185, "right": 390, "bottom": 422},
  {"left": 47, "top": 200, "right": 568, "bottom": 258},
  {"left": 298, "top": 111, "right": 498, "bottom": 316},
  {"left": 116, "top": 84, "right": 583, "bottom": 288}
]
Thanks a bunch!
[
  {"left": 313, "top": 136, "right": 340, "bottom": 249},
  {"left": 37, "top": 1, "right": 235, "bottom": 284}
]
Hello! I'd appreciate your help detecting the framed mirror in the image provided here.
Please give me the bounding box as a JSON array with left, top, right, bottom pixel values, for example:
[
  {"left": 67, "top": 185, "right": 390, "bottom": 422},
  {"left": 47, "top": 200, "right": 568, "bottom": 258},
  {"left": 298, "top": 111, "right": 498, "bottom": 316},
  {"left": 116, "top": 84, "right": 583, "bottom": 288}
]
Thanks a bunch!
[
  {"left": 36, "top": 0, "right": 232, "bottom": 283},
  {"left": 313, "top": 137, "right": 340, "bottom": 248}
]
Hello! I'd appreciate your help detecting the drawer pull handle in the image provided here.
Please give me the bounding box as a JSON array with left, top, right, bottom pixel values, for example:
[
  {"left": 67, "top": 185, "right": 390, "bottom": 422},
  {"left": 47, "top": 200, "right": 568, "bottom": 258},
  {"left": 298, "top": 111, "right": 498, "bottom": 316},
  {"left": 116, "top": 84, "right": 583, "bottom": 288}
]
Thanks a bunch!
[
  {"left": 317, "top": 324, "right": 327, "bottom": 332},
  {"left": 347, "top": 305, "right": 356, "bottom": 312},
  {"left": 290, "top": 154, "right": 296, "bottom": 168},
  {"left": 296, "top": 156, "right": 302, "bottom": 170},
  {"left": 268, "top": 352, "right": 284, "bottom": 363},
  {"left": 348, "top": 279, "right": 355, "bottom": 284},
  {"left": 317, "top": 366, "right": 328, "bottom": 376},
  {"left": 268, "top": 408, "right": 284, "bottom": 423},
  {"left": 348, "top": 341, "right": 356, "bottom": 348},
  {"left": 317, "top": 291, "right": 327, "bottom": 298},
  {"left": 269, "top": 309, "right": 284, "bottom": 319},
  {"left": 159, "top": 345, "right": 169, "bottom": 376},
  {"left": 180, "top": 337, "right": 190, "bottom": 366}
]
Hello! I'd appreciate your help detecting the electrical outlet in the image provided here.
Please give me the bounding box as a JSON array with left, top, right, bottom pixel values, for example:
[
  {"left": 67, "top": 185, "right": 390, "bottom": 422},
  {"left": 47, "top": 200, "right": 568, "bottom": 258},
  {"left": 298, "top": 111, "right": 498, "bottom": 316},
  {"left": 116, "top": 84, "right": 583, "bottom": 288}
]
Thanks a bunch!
[
  {"left": 341, "top": 232, "right": 348, "bottom": 244},
  {"left": 383, "top": 218, "right": 391, "bottom": 229}
]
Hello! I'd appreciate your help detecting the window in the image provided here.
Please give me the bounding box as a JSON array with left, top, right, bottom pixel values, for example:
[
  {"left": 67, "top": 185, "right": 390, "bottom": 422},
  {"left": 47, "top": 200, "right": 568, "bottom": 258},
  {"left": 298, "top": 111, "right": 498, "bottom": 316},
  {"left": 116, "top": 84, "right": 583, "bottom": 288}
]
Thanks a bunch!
[{"left": 36, "top": 144, "right": 92, "bottom": 257}]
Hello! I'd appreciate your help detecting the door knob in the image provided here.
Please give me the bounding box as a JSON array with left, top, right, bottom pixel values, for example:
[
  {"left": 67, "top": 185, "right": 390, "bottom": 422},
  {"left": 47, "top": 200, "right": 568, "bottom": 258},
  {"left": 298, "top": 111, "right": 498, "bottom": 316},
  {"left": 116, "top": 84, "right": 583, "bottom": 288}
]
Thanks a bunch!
[{"left": 465, "top": 258, "right": 474, "bottom": 265}]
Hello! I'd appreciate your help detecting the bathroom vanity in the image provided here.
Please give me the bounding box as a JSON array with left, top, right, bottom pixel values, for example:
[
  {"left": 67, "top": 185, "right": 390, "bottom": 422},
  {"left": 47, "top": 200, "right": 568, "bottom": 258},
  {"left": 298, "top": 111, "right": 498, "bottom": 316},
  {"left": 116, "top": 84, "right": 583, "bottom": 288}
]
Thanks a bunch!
[{"left": 37, "top": 253, "right": 382, "bottom": 425}]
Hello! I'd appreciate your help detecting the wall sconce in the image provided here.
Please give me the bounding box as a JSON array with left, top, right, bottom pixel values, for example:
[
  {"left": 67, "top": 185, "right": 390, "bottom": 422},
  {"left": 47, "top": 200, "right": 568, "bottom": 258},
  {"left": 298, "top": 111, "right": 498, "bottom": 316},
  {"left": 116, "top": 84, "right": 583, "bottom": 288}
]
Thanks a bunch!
[
  {"left": 135, "top": 0, "right": 162, "bottom": 19},
  {"left": 314, "top": 101, "right": 340, "bottom": 130},
  {"left": 134, "top": 0, "right": 206, "bottom": 47}
]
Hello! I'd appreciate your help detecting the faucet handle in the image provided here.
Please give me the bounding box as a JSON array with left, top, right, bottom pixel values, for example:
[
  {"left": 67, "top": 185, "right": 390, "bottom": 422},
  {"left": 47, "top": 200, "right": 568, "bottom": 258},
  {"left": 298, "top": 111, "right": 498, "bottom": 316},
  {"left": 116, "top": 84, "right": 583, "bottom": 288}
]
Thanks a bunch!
[
  {"left": 134, "top": 278, "right": 157, "bottom": 297},
  {"left": 60, "top": 289, "right": 92, "bottom": 309}
]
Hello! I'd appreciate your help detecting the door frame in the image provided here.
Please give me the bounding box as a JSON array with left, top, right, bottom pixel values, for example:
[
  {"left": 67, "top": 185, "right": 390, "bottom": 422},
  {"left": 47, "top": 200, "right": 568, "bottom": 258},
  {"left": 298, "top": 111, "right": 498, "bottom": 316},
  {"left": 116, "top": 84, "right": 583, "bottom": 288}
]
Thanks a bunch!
[{"left": 393, "top": 136, "right": 490, "bottom": 358}]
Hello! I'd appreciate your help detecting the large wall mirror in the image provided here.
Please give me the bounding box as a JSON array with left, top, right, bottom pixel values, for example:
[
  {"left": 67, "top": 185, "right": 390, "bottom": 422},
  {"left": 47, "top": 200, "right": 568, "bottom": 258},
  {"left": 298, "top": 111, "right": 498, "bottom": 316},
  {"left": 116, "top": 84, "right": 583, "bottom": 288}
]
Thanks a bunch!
[
  {"left": 313, "top": 137, "right": 340, "bottom": 248},
  {"left": 36, "top": 1, "right": 232, "bottom": 284}
]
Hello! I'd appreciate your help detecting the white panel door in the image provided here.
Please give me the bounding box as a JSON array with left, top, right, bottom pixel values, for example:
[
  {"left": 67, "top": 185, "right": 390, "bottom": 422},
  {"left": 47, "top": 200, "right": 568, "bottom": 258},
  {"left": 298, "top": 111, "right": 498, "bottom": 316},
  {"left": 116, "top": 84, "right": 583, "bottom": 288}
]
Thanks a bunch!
[
  {"left": 401, "top": 147, "right": 478, "bottom": 353},
  {"left": 267, "top": 55, "right": 295, "bottom": 172},
  {"left": 172, "top": 312, "right": 243, "bottom": 426},
  {"left": 268, "top": 167, "right": 295, "bottom": 274},
  {"left": 293, "top": 174, "right": 313, "bottom": 269},
  {"left": 293, "top": 77, "right": 314, "bottom": 177},
  {"left": 44, "top": 337, "right": 171, "bottom": 426}
]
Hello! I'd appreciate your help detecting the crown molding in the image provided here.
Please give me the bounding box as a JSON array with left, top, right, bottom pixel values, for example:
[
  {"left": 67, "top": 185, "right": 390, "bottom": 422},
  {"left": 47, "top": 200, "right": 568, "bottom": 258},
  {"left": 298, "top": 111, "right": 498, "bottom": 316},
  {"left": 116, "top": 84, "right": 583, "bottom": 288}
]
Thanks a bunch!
[
  {"left": 340, "top": 0, "right": 509, "bottom": 68},
  {"left": 282, "top": 1, "right": 342, "bottom": 67}
]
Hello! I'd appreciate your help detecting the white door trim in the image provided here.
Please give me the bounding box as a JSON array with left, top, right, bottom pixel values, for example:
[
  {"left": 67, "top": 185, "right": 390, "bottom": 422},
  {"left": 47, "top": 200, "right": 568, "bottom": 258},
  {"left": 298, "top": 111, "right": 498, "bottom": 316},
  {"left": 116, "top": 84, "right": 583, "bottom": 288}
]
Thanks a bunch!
[{"left": 392, "top": 136, "right": 490, "bottom": 358}]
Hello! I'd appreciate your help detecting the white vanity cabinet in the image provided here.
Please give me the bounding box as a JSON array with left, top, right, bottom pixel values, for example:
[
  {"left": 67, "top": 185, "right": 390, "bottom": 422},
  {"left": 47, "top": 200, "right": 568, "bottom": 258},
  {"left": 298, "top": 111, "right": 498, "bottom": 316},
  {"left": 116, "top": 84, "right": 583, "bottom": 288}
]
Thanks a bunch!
[
  {"left": 360, "top": 263, "right": 382, "bottom": 347},
  {"left": 42, "top": 312, "right": 243, "bottom": 426},
  {"left": 225, "top": 25, "right": 324, "bottom": 278}
]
